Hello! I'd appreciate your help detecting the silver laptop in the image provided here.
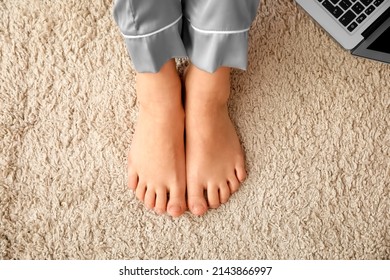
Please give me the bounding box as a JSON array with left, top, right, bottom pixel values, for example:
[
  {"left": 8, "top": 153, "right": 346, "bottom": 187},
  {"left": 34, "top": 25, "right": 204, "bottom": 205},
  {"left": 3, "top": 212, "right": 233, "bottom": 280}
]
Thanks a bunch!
[{"left": 296, "top": 0, "right": 390, "bottom": 63}]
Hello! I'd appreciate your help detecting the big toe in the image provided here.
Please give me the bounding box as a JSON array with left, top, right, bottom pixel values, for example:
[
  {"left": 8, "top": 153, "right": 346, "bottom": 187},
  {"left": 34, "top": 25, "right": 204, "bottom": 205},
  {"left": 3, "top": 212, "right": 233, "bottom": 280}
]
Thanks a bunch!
[
  {"left": 189, "top": 199, "right": 208, "bottom": 216},
  {"left": 167, "top": 202, "right": 185, "bottom": 218},
  {"left": 167, "top": 185, "right": 186, "bottom": 217},
  {"left": 167, "top": 199, "right": 186, "bottom": 217},
  {"left": 188, "top": 184, "right": 208, "bottom": 216}
]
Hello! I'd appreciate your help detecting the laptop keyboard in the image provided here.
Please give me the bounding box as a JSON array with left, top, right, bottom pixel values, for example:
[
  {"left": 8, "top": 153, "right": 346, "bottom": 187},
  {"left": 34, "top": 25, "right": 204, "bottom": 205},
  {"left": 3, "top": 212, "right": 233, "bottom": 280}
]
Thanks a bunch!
[{"left": 317, "top": 0, "right": 386, "bottom": 33}]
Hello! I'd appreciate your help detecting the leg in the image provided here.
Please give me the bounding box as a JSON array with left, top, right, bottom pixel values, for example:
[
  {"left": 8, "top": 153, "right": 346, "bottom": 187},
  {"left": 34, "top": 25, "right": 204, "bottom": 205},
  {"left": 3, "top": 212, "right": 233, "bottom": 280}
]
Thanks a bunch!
[
  {"left": 113, "top": 0, "right": 186, "bottom": 73},
  {"left": 183, "top": 0, "right": 260, "bottom": 215},
  {"left": 114, "top": 0, "right": 187, "bottom": 217},
  {"left": 182, "top": 0, "right": 260, "bottom": 73}
]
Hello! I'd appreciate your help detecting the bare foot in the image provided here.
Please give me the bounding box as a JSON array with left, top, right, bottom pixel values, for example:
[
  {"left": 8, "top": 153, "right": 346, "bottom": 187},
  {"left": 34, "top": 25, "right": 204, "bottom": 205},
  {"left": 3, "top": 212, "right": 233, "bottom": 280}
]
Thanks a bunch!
[
  {"left": 184, "top": 65, "right": 247, "bottom": 216},
  {"left": 128, "top": 60, "right": 187, "bottom": 217}
]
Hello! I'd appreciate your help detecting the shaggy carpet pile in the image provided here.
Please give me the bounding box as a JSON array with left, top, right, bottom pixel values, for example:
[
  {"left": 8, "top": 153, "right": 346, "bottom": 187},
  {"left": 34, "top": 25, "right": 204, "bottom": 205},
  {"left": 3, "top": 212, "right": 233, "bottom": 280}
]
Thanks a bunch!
[{"left": 0, "top": 0, "right": 389, "bottom": 259}]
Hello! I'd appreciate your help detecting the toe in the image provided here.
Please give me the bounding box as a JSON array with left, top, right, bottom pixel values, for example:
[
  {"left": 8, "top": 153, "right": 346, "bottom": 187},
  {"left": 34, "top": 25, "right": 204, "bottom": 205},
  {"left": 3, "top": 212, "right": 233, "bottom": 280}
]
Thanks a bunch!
[
  {"left": 187, "top": 183, "right": 208, "bottom": 216},
  {"left": 228, "top": 176, "right": 240, "bottom": 194},
  {"left": 154, "top": 188, "right": 167, "bottom": 214},
  {"left": 219, "top": 183, "right": 231, "bottom": 204},
  {"left": 127, "top": 169, "right": 138, "bottom": 191},
  {"left": 144, "top": 187, "right": 156, "bottom": 210},
  {"left": 207, "top": 184, "right": 220, "bottom": 209},
  {"left": 135, "top": 182, "right": 147, "bottom": 201},
  {"left": 235, "top": 162, "right": 247, "bottom": 183},
  {"left": 167, "top": 184, "right": 186, "bottom": 217}
]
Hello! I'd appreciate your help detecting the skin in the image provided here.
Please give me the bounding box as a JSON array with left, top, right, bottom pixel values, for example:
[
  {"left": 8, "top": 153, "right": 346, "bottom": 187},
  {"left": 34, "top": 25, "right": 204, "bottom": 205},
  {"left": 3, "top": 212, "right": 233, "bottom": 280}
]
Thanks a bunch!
[
  {"left": 127, "top": 60, "right": 186, "bottom": 217},
  {"left": 184, "top": 64, "right": 247, "bottom": 216},
  {"left": 128, "top": 59, "right": 246, "bottom": 217}
]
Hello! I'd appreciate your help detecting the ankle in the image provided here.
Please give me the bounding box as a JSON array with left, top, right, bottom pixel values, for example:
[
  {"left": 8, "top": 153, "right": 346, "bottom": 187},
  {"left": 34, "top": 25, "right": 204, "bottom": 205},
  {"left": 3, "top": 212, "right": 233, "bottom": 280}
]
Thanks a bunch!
[
  {"left": 185, "top": 65, "right": 231, "bottom": 106},
  {"left": 136, "top": 59, "right": 183, "bottom": 114},
  {"left": 139, "top": 101, "right": 185, "bottom": 121}
]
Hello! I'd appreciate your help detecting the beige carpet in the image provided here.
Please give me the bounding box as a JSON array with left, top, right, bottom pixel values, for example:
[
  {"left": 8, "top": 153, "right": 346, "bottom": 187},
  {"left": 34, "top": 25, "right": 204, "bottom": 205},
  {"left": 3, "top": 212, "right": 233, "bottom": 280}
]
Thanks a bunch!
[{"left": 1, "top": 0, "right": 389, "bottom": 260}]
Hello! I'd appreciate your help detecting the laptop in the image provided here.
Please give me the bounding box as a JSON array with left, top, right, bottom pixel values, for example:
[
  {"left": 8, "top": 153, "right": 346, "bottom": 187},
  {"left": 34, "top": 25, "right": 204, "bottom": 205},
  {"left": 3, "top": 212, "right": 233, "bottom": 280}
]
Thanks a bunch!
[{"left": 295, "top": 0, "right": 390, "bottom": 63}]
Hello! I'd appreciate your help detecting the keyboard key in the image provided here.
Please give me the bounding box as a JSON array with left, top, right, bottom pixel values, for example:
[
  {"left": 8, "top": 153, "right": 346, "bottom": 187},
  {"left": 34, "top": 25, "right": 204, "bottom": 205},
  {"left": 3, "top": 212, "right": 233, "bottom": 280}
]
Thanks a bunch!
[
  {"left": 347, "top": 21, "right": 358, "bottom": 32},
  {"left": 352, "top": 2, "right": 365, "bottom": 14},
  {"left": 323, "top": 0, "right": 344, "bottom": 18},
  {"left": 373, "top": 0, "right": 384, "bottom": 7},
  {"left": 339, "top": 10, "right": 357, "bottom": 26},
  {"left": 356, "top": 13, "right": 367, "bottom": 23},
  {"left": 361, "top": 0, "right": 374, "bottom": 6},
  {"left": 339, "top": 0, "right": 352, "bottom": 10},
  {"left": 330, "top": 0, "right": 340, "bottom": 4},
  {"left": 365, "top": 5, "right": 376, "bottom": 15}
]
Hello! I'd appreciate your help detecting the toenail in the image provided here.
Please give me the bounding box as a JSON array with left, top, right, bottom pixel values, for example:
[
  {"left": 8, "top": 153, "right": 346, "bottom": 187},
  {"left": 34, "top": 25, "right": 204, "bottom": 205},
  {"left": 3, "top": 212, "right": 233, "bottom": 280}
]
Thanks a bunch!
[
  {"left": 155, "top": 208, "right": 164, "bottom": 215},
  {"left": 193, "top": 204, "right": 205, "bottom": 214},
  {"left": 168, "top": 205, "right": 182, "bottom": 213}
]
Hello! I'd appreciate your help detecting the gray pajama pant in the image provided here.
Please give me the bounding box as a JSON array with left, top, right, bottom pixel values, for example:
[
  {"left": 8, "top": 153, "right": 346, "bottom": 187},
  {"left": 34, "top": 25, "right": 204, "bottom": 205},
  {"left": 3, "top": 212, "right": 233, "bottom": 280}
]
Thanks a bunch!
[{"left": 113, "top": 0, "right": 260, "bottom": 73}]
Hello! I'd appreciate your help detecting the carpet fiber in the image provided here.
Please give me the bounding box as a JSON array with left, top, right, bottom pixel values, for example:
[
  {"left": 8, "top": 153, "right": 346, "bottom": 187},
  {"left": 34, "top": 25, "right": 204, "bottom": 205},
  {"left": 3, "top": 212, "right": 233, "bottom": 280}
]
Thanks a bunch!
[{"left": 1, "top": 0, "right": 389, "bottom": 259}]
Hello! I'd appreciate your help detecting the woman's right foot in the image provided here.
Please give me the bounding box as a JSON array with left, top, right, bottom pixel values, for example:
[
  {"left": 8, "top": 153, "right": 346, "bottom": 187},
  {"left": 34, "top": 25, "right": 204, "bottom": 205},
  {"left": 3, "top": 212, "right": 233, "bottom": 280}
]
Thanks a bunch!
[{"left": 128, "top": 60, "right": 187, "bottom": 217}]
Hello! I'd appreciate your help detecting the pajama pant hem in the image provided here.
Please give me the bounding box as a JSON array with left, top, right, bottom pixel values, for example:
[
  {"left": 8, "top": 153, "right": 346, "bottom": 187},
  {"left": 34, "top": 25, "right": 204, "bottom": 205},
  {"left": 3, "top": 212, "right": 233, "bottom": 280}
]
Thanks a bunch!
[
  {"left": 122, "top": 18, "right": 187, "bottom": 73},
  {"left": 114, "top": 0, "right": 259, "bottom": 73}
]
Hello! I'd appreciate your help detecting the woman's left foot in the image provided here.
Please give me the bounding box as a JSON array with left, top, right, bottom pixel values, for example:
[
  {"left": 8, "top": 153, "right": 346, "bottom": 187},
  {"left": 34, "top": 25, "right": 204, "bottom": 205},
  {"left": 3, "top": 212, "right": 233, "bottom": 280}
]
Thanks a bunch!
[{"left": 184, "top": 65, "right": 247, "bottom": 216}]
